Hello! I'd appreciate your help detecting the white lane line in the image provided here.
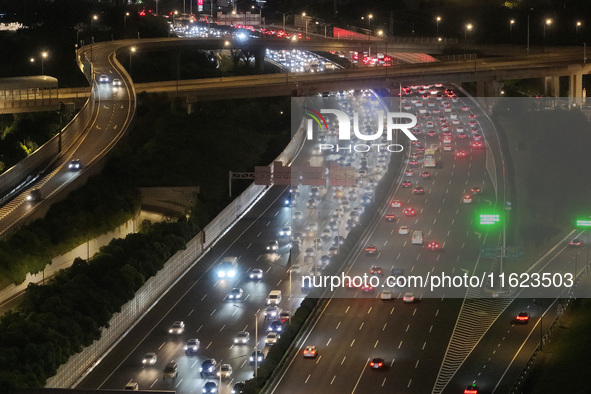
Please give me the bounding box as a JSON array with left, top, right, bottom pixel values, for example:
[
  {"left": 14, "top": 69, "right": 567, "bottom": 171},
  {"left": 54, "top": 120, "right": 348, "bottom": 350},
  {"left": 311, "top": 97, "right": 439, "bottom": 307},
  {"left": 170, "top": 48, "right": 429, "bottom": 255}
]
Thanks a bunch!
[
  {"left": 351, "top": 358, "right": 370, "bottom": 394},
  {"left": 206, "top": 341, "right": 212, "bottom": 349},
  {"left": 408, "top": 379, "right": 412, "bottom": 388},
  {"left": 406, "top": 324, "right": 410, "bottom": 332},
  {"left": 436, "top": 309, "right": 440, "bottom": 316},
  {"left": 390, "top": 307, "right": 395, "bottom": 315},
  {"left": 350, "top": 339, "right": 356, "bottom": 347},
  {"left": 210, "top": 309, "right": 216, "bottom": 316},
  {"left": 305, "top": 374, "right": 311, "bottom": 384},
  {"left": 327, "top": 338, "right": 332, "bottom": 346},
  {"left": 359, "top": 322, "right": 365, "bottom": 330},
  {"left": 382, "top": 378, "right": 387, "bottom": 387},
  {"left": 257, "top": 232, "right": 262, "bottom": 237},
  {"left": 266, "top": 221, "right": 271, "bottom": 226},
  {"left": 188, "top": 309, "right": 194, "bottom": 316},
  {"left": 398, "top": 341, "right": 403, "bottom": 349},
  {"left": 422, "top": 342, "right": 427, "bottom": 350},
  {"left": 415, "top": 360, "right": 420, "bottom": 368},
  {"left": 367, "top": 307, "right": 372, "bottom": 314},
  {"left": 158, "top": 342, "right": 165, "bottom": 350},
  {"left": 201, "top": 294, "right": 207, "bottom": 301},
  {"left": 331, "top": 375, "right": 337, "bottom": 385},
  {"left": 345, "top": 306, "right": 350, "bottom": 313},
  {"left": 382, "top": 323, "right": 387, "bottom": 331},
  {"left": 197, "top": 325, "right": 203, "bottom": 333},
  {"left": 219, "top": 325, "right": 225, "bottom": 332},
  {"left": 374, "top": 340, "right": 379, "bottom": 348},
  {"left": 341, "top": 356, "right": 347, "bottom": 365},
  {"left": 247, "top": 243, "right": 252, "bottom": 249},
  {"left": 336, "top": 322, "right": 341, "bottom": 330},
  {"left": 316, "top": 355, "right": 322, "bottom": 364}
]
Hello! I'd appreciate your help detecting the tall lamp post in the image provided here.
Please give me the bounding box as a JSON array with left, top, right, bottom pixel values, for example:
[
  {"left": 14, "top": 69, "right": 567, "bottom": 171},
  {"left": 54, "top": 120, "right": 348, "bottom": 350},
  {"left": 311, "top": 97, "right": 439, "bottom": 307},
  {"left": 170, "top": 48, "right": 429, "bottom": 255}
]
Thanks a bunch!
[
  {"left": 509, "top": 19, "right": 515, "bottom": 40},
  {"left": 302, "top": 12, "right": 308, "bottom": 39},
  {"left": 576, "top": 20, "right": 582, "bottom": 34},
  {"left": 233, "top": 305, "right": 260, "bottom": 378},
  {"left": 123, "top": 12, "right": 129, "bottom": 38},
  {"left": 30, "top": 52, "right": 49, "bottom": 75},
  {"left": 90, "top": 14, "right": 98, "bottom": 62},
  {"left": 543, "top": 18, "right": 552, "bottom": 47},
  {"left": 368, "top": 14, "right": 373, "bottom": 29},
  {"left": 464, "top": 23, "right": 473, "bottom": 44},
  {"left": 436, "top": 16, "right": 441, "bottom": 36},
  {"left": 129, "top": 46, "right": 136, "bottom": 77}
]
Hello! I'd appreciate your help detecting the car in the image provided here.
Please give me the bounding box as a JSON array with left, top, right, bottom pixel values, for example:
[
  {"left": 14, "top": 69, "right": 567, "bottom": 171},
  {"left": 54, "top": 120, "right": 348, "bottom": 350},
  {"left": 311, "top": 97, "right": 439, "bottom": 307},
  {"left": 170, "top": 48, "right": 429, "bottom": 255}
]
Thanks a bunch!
[
  {"left": 26, "top": 189, "right": 42, "bottom": 202},
  {"left": 112, "top": 78, "right": 122, "bottom": 87},
  {"left": 361, "top": 284, "right": 375, "bottom": 293},
  {"left": 217, "top": 363, "right": 232, "bottom": 379},
  {"left": 470, "top": 186, "right": 482, "bottom": 194},
  {"left": 410, "top": 153, "right": 419, "bottom": 159},
  {"left": 398, "top": 226, "right": 410, "bottom": 235},
  {"left": 365, "top": 245, "right": 378, "bottom": 254},
  {"left": 413, "top": 186, "right": 425, "bottom": 195},
  {"left": 380, "top": 290, "right": 392, "bottom": 300},
  {"left": 293, "top": 210, "right": 304, "bottom": 220},
  {"left": 202, "top": 381, "right": 218, "bottom": 393},
  {"left": 457, "top": 132, "right": 467, "bottom": 139},
  {"left": 403, "top": 292, "right": 415, "bottom": 303},
  {"left": 162, "top": 360, "right": 178, "bottom": 380},
  {"left": 516, "top": 312, "right": 530, "bottom": 324},
  {"left": 415, "top": 146, "right": 425, "bottom": 153},
  {"left": 456, "top": 150, "right": 467, "bottom": 158},
  {"left": 403, "top": 207, "right": 416, "bottom": 216},
  {"left": 304, "top": 222, "right": 318, "bottom": 237},
  {"left": 303, "top": 345, "right": 318, "bottom": 358},
  {"left": 472, "top": 133, "right": 482, "bottom": 141},
  {"left": 234, "top": 331, "right": 250, "bottom": 344},
  {"left": 461, "top": 106, "right": 470, "bottom": 111},
  {"left": 443, "top": 144, "right": 452, "bottom": 151},
  {"left": 471, "top": 141, "right": 484, "bottom": 149},
  {"left": 279, "top": 226, "right": 291, "bottom": 237},
  {"left": 442, "top": 136, "right": 452, "bottom": 144},
  {"left": 462, "top": 194, "right": 472, "bottom": 204},
  {"left": 291, "top": 239, "right": 302, "bottom": 253},
  {"left": 464, "top": 384, "right": 480, "bottom": 394},
  {"left": 409, "top": 158, "right": 419, "bottom": 167},
  {"left": 313, "top": 238, "right": 323, "bottom": 249},
  {"left": 370, "top": 265, "right": 383, "bottom": 276},
  {"left": 232, "top": 382, "right": 246, "bottom": 394},
  {"left": 184, "top": 338, "right": 200, "bottom": 354},
  {"left": 385, "top": 212, "right": 396, "bottom": 221},
  {"left": 333, "top": 235, "right": 345, "bottom": 246},
  {"left": 279, "top": 311, "right": 290, "bottom": 323},
  {"left": 390, "top": 200, "right": 402, "bottom": 208},
  {"left": 427, "top": 130, "right": 437, "bottom": 137},
  {"left": 402, "top": 180, "right": 412, "bottom": 188},
  {"left": 328, "top": 246, "right": 339, "bottom": 256},
  {"left": 305, "top": 247, "right": 316, "bottom": 258},
  {"left": 268, "top": 320, "right": 283, "bottom": 333},
  {"left": 420, "top": 171, "right": 431, "bottom": 179},
  {"left": 250, "top": 351, "right": 264, "bottom": 365},
  {"left": 142, "top": 352, "right": 157, "bottom": 365},
  {"left": 98, "top": 74, "right": 109, "bottom": 83},
  {"left": 124, "top": 382, "right": 139, "bottom": 390},
  {"left": 266, "top": 240, "right": 279, "bottom": 251},
  {"left": 306, "top": 199, "right": 316, "bottom": 209},
  {"left": 249, "top": 268, "right": 263, "bottom": 280},
  {"left": 265, "top": 332, "right": 280, "bottom": 345},
  {"left": 569, "top": 239, "right": 582, "bottom": 247},
  {"left": 426, "top": 241, "right": 441, "bottom": 251},
  {"left": 200, "top": 359, "right": 217, "bottom": 376},
  {"left": 405, "top": 169, "right": 414, "bottom": 177},
  {"left": 369, "top": 357, "right": 385, "bottom": 369},
  {"left": 168, "top": 321, "right": 185, "bottom": 334},
  {"left": 265, "top": 305, "right": 280, "bottom": 319},
  {"left": 227, "top": 288, "right": 244, "bottom": 300},
  {"left": 68, "top": 159, "right": 82, "bottom": 171},
  {"left": 283, "top": 194, "right": 293, "bottom": 207}
]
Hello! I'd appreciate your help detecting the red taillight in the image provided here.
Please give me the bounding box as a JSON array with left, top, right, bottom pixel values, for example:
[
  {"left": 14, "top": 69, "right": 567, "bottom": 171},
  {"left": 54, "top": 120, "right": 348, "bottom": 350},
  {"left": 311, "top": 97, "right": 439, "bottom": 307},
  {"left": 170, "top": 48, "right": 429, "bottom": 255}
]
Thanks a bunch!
[
  {"left": 464, "top": 391, "right": 478, "bottom": 394},
  {"left": 370, "top": 362, "right": 375, "bottom": 367}
]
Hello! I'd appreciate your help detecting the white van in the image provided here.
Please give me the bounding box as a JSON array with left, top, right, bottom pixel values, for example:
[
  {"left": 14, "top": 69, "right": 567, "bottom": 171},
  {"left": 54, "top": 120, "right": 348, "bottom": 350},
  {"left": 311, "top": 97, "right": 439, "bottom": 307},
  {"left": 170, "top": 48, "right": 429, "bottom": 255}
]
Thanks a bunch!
[
  {"left": 411, "top": 230, "right": 424, "bottom": 245},
  {"left": 266, "top": 290, "right": 282, "bottom": 305}
]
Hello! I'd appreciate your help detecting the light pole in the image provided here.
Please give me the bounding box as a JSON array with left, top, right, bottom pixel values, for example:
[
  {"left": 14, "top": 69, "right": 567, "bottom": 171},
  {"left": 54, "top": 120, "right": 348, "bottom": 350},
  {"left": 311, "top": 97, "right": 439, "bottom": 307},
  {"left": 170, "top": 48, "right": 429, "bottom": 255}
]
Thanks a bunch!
[
  {"left": 368, "top": 14, "right": 373, "bottom": 29},
  {"left": 436, "top": 16, "right": 441, "bottom": 36},
  {"left": 129, "top": 46, "right": 136, "bottom": 77},
  {"left": 155, "top": 0, "right": 159, "bottom": 16},
  {"left": 533, "top": 301, "right": 544, "bottom": 350},
  {"left": 41, "top": 51, "right": 48, "bottom": 75},
  {"left": 543, "top": 18, "right": 552, "bottom": 47},
  {"left": 233, "top": 304, "right": 260, "bottom": 378},
  {"left": 576, "top": 20, "right": 582, "bottom": 34},
  {"left": 123, "top": 12, "right": 129, "bottom": 38},
  {"left": 302, "top": 12, "right": 308, "bottom": 39},
  {"left": 90, "top": 14, "right": 98, "bottom": 62},
  {"left": 465, "top": 23, "right": 473, "bottom": 44},
  {"left": 510, "top": 19, "right": 515, "bottom": 39}
]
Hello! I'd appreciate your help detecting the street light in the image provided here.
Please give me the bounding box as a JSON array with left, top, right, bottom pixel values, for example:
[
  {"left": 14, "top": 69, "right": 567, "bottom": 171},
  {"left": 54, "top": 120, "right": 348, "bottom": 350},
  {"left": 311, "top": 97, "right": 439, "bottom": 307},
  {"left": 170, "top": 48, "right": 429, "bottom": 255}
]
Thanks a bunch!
[
  {"left": 302, "top": 12, "right": 308, "bottom": 39},
  {"left": 543, "top": 18, "right": 552, "bottom": 47},
  {"left": 576, "top": 20, "right": 582, "bottom": 34},
  {"left": 41, "top": 51, "right": 48, "bottom": 75},
  {"left": 90, "top": 14, "right": 98, "bottom": 62},
  {"left": 233, "top": 305, "right": 260, "bottom": 378},
  {"left": 368, "top": 14, "right": 373, "bottom": 29},
  {"left": 465, "top": 23, "right": 473, "bottom": 44},
  {"left": 510, "top": 19, "right": 515, "bottom": 35},
  {"left": 123, "top": 12, "right": 130, "bottom": 38},
  {"left": 172, "top": 10, "right": 178, "bottom": 27},
  {"left": 436, "top": 16, "right": 441, "bottom": 36},
  {"left": 129, "top": 46, "right": 136, "bottom": 77}
]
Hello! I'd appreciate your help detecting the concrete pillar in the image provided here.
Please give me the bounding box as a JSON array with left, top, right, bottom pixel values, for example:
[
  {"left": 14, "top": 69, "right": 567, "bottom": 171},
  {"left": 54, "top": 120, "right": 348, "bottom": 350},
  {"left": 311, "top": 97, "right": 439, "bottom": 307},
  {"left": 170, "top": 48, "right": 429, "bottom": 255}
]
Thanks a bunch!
[
  {"left": 569, "top": 73, "right": 583, "bottom": 105},
  {"left": 476, "top": 80, "right": 503, "bottom": 97},
  {"left": 254, "top": 48, "right": 265, "bottom": 73},
  {"left": 544, "top": 76, "right": 560, "bottom": 97}
]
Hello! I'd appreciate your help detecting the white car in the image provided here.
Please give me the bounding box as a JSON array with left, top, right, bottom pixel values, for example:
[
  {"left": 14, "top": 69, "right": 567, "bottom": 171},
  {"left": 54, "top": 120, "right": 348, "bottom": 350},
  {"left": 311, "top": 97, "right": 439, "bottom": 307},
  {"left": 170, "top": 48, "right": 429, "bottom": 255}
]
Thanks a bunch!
[
  {"left": 142, "top": 353, "right": 157, "bottom": 365},
  {"left": 168, "top": 321, "right": 185, "bottom": 334},
  {"left": 380, "top": 290, "right": 392, "bottom": 300},
  {"left": 217, "top": 364, "right": 232, "bottom": 379},
  {"left": 293, "top": 211, "right": 304, "bottom": 220},
  {"left": 98, "top": 74, "right": 109, "bottom": 83},
  {"left": 234, "top": 331, "right": 250, "bottom": 344},
  {"left": 249, "top": 268, "right": 263, "bottom": 280},
  {"left": 266, "top": 240, "right": 279, "bottom": 251},
  {"left": 265, "top": 332, "right": 280, "bottom": 345},
  {"left": 279, "top": 226, "right": 291, "bottom": 237},
  {"left": 443, "top": 144, "right": 452, "bottom": 151},
  {"left": 403, "top": 292, "right": 415, "bottom": 303},
  {"left": 305, "top": 248, "right": 316, "bottom": 258},
  {"left": 398, "top": 226, "right": 410, "bottom": 235},
  {"left": 112, "top": 78, "right": 122, "bottom": 87}
]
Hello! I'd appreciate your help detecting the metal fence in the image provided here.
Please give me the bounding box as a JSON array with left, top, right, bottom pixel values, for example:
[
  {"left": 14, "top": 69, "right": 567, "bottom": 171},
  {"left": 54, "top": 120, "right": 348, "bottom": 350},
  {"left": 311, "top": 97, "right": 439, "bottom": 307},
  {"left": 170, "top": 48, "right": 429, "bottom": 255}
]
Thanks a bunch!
[{"left": 46, "top": 122, "right": 306, "bottom": 388}]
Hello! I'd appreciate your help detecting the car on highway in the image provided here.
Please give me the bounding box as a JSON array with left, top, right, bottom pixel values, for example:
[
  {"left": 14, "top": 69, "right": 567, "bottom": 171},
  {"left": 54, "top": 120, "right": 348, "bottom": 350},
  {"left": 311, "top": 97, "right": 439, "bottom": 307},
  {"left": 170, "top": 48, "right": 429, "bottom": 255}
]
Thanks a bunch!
[
  {"left": 457, "top": 132, "right": 467, "bottom": 139},
  {"left": 279, "top": 311, "right": 290, "bottom": 323},
  {"left": 462, "top": 194, "right": 473, "bottom": 204},
  {"left": 265, "top": 332, "right": 280, "bottom": 345},
  {"left": 217, "top": 364, "right": 232, "bottom": 379},
  {"left": 293, "top": 211, "right": 304, "bottom": 220},
  {"left": 398, "top": 226, "right": 410, "bottom": 235},
  {"left": 471, "top": 186, "right": 482, "bottom": 194},
  {"left": 443, "top": 144, "right": 452, "bottom": 151},
  {"left": 516, "top": 312, "right": 530, "bottom": 324},
  {"left": 265, "top": 305, "right": 280, "bottom": 319},
  {"left": 124, "top": 382, "right": 139, "bottom": 390},
  {"left": 385, "top": 212, "right": 396, "bottom": 221},
  {"left": 26, "top": 189, "right": 42, "bottom": 202},
  {"left": 380, "top": 290, "right": 392, "bottom": 300},
  {"left": 370, "top": 265, "right": 383, "bottom": 276},
  {"left": 426, "top": 241, "right": 441, "bottom": 251},
  {"left": 200, "top": 359, "right": 217, "bottom": 376},
  {"left": 442, "top": 136, "right": 452, "bottom": 144},
  {"left": 232, "top": 382, "right": 245, "bottom": 394},
  {"left": 303, "top": 345, "right": 318, "bottom": 358},
  {"left": 427, "top": 130, "right": 437, "bottom": 137},
  {"left": 313, "top": 238, "right": 323, "bottom": 249},
  {"left": 365, "top": 245, "right": 378, "bottom": 255},
  {"left": 390, "top": 200, "right": 401, "bottom": 208},
  {"left": 402, "top": 180, "right": 412, "bottom": 188},
  {"left": 369, "top": 357, "right": 385, "bottom": 369},
  {"left": 250, "top": 351, "right": 264, "bottom": 365},
  {"left": 112, "top": 78, "right": 122, "bottom": 87},
  {"left": 249, "top": 268, "right": 263, "bottom": 280},
  {"left": 227, "top": 288, "right": 244, "bottom": 300},
  {"left": 184, "top": 339, "right": 200, "bottom": 354},
  {"left": 403, "top": 292, "right": 415, "bottom": 303},
  {"left": 569, "top": 239, "right": 582, "bottom": 247},
  {"left": 266, "top": 240, "right": 279, "bottom": 251},
  {"left": 234, "top": 331, "right": 250, "bottom": 344},
  {"left": 142, "top": 352, "right": 157, "bottom": 365},
  {"left": 162, "top": 361, "right": 178, "bottom": 380},
  {"left": 268, "top": 320, "right": 284, "bottom": 333},
  {"left": 68, "top": 159, "right": 82, "bottom": 171},
  {"left": 328, "top": 246, "right": 339, "bottom": 256},
  {"left": 404, "top": 169, "right": 414, "bottom": 177},
  {"left": 471, "top": 141, "right": 484, "bottom": 149},
  {"left": 307, "top": 199, "right": 316, "bottom": 209},
  {"left": 168, "top": 321, "right": 185, "bottom": 335},
  {"left": 98, "top": 74, "right": 109, "bottom": 83},
  {"left": 464, "top": 384, "right": 480, "bottom": 394},
  {"left": 415, "top": 146, "right": 425, "bottom": 153},
  {"left": 305, "top": 247, "right": 316, "bottom": 258},
  {"left": 409, "top": 160, "right": 419, "bottom": 167},
  {"left": 456, "top": 150, "right": 467, "bottom": 158},
  {"left": 420, "top": 171, "right": 431, "bottom": 179},
  {"left": 279, "top": 226, "right": 291, "bottom": 237},
  {"left": 202, "top": 381, "right": 218, "bottom": 393},
  {"left": 361, "top": 284, "right": 375, "bottom": 293},
  {"left": 413, "top": 186, "right": 425, "bottom": 195},
  {"left": 403, "top": 207, "right": 416, "bottom": 216}
]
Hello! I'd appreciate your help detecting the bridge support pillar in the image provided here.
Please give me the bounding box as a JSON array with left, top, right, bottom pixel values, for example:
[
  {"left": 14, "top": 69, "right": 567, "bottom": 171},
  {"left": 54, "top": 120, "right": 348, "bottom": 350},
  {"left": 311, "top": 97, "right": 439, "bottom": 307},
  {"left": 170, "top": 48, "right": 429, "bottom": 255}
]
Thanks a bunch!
[
  {"left": 569, "top": 73, "right": 584, "bottom": 105},
  {"left": 544, "top": 76, "right": 560, "bottom": 97},
  {"left": 476, "top": 80, "right": 503, "bottom": 97},
  {"left": 254, "top": 48, "right": 265, "bottom": 73}
]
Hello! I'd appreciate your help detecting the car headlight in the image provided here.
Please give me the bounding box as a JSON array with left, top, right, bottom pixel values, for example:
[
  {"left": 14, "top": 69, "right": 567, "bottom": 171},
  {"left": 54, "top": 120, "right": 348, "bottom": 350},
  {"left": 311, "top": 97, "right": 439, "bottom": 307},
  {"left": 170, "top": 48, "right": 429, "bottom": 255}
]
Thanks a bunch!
[
  {"left": 228, "top": 270, "right": 236, "bottom": 277},
  {"left": 168, "top": 329, "right": 173, "bottom": 333},
  {"left": 199, "top": 367, "right": 203, "bottom": 372},
  {"left": 184, "top": 346, "right": 188, "bottom": 350},
  {"left": 218, "top": 271, "right": 226, "bottom": 278}
]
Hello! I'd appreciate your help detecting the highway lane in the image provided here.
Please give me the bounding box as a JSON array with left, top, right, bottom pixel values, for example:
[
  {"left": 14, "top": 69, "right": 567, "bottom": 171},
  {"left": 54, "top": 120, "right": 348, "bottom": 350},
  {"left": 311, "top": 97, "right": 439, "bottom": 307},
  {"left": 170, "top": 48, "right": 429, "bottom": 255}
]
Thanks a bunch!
[
  {"left": 0, "top": 46, "right": 135, "bottom": 236},
  {"left": 77, "top": 91, "right": 393, "bottom": 393},
  {"left": 272, "top": 87, "right": 502, "bottom": 394}
]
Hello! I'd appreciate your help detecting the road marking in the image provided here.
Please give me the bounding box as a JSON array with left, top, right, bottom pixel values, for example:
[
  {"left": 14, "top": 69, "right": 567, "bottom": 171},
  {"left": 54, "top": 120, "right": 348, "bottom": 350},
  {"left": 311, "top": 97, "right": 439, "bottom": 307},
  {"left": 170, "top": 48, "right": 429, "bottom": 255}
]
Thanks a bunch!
[
  {"left": 305, "top": 374, "right": 311, "bottom": 384},
  {"left": 150, "top": 379, "right": 158, "bottom": 388},
  {"left": 188, "top": 309, "right": 194, "bottom": 316},
  {"left": 384, "top": 240, "right": 388, "bottom": 246},
  {"left": 201, "top": 294, "right": 207, "bottom": 301},
  {"left": 316, "top": 355, "right": 322, "bottom": 364},
  {"left": 351, "top": 358, "right": 370, "bottom": 394},
  {"left": 411, "top": 265, "right": 415, "bottom": 272},
  {"left": 219, "top": 325, "right": 225, "bottom": 332},
  {"left": 381, "top": 378, "right": 387, "bottom": 387},
  {"left": 274, "top": 211, "right": 279, "bottom": 217},
  {"left": 345, "top": 306, "right": 350, "bottom": 313},
  {"left": 359, "top": 322, "right": 365, "bottom": 330},
  {"left": 350, "top": 339, "right": 356, "bottom": 347},
  {"left": 327, "top": 338, "right": 332, "bottom": 346},
  {"left": 397, "top": 252, "right": 401, "bottom": 259},
  {"left": 210, "top": 309, "right": 216, "bottom": 316},
  {"left": 413, "top": 308, "right": 417, "bottom": 316},
  {"left": 367, "top": 307, "right": 372, "bottom": 314},
  {"left": 447, "top": 230, "right": 451, "bottom": 236},
  {"left": 241, "top": 360, "right": 247, "bottom": 368},
  {"left": 382, "top": 323, "right": 387, "bottom": 331},
  {"left": 336, "top": 322, "right": 341, "bottom": 330},
  {"left": 331, "top": 375, "right": 337, "bottom": 385},
  {"left": 341, "top": 356, "right": 347, "bottom": 365},
  {"left": 422, "top": 342, "right": 427, "bottom": 350},
  {"left": 247, "top": 243, "right": 252, "bottom": 249},
  {"left": 175, "top": 378, "right": 183, "bottom": 388},
  {"left": 398, "top": 341, "right": 403, "bottom": 349},
  {"left": 436, "top": 309, "right": 440, "bottom": 317},
  {"left": 206, "top": 341, "right": 212, "bottom": 349},
  {"left": 415, "top": 360, "right": 420, "bottom": 368},
  {"left": 406, "top": 324, "right": 411, "bottom": 332},
  {"left": 277, "top": 280, "right": 282, "bottom": 286},
  {"left": 390, "top": 307, "right": 395, "bottom": 315},
  {"left": 438, "top": 208, "right": 441, "bottom": 214},
  {"left": 257, "top": 232, "right": 262, "bottom": 237},
  {"left": 197, "top": 325, "right": 203, "bottom": 333},
  {"left": 374, "top": 340, "right": 379, "bottom": 348},
  {"left": 408, "top": 379, "right": 412, "bottom": 388},
  {"left": 416, "top": 253, "right": 421, "bottom": 261},
  {"left": 158, "top": 342, "right": 165, "bottom": 350},
  {"left": 266, "top": 221, "right": 271, "bottom": 226}
]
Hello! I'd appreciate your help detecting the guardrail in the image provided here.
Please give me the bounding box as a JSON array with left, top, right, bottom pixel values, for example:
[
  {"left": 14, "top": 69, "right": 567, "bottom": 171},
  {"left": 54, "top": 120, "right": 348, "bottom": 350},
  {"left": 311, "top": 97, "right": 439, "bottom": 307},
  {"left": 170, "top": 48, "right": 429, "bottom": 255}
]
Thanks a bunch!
[{"left": 45, "top": 123, "right": 306, "bottom": 388}]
